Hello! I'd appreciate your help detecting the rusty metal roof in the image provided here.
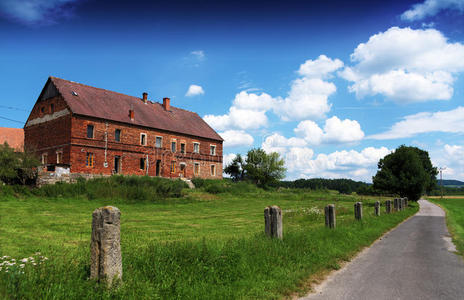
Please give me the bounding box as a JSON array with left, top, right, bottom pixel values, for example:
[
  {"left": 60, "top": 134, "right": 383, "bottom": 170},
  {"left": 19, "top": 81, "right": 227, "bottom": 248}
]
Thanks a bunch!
[
  {"left": 48, "top": 77, "right": 223, "bottom": 141},
  {"left": 0, "top": 127, "right": 24, "bottom": 151}
]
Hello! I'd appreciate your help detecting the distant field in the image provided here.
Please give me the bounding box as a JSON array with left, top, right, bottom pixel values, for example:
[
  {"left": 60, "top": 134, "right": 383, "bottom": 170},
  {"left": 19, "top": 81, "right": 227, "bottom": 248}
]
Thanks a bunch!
[
  {"left": 428, "top": 197, "right": 464, "bottom": 256},
  {"left": 0, "top": 181, "right": 417, "bottom": 299}
]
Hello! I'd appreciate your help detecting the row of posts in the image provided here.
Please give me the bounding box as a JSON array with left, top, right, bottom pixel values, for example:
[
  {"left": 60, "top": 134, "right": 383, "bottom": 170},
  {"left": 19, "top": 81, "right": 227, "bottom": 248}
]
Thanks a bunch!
[
  {"left": 263, "top": 197, "right": 409, "bottom": 239},
  {"left": 89, "top": 197, "right": 409, "bottom": 285}
]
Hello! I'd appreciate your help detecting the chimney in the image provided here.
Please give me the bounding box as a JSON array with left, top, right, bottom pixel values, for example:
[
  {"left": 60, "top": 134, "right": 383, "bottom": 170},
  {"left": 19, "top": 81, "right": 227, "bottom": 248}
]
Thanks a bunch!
[
  {"left": 163, "top": 97, "right": 170, "bottom": 111},
  {"left": 142, "top": 92, "right": 148, "bottom": 104},
  {"left": 129, "top": 109, "right": 134, "bottom": 120}
]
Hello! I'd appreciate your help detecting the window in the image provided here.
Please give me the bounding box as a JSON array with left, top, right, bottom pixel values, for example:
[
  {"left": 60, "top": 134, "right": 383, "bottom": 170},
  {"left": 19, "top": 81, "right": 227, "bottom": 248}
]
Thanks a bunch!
[
  {"left": 180, "top": 143, "right": 186, "bottom": 154},
  {"left": 41, "top": 153, "right": 48, "bottom": 165},
  {"left": 194, "top": 162, "right": 200, "bottom": 176},
  {"left": 50, "top": 104, "right": 55, "bottom": 114},
  {"left": 140, "top": 133, "right": 147, "bottom": 145},
  {"left": 193, "top": 142, "right": 200, "bottom": 154},
  {"left": 40, "top": 107, "right": 45, "bottom": 114},
  {"left": 140, "top": 157, "right": 146, "bottom": 170},
  {"left": 171, "top": 141, "right": 176, "bottom": 153},
  {"left": 155, "top": 136, "right": 162, "bottom": 148},
  {"left": 115, "top": 129, "right": 121, "bottom": 142},
  {"left": 210, "top": 145, "right": 216, "bottom": 156},
  {"left": 87, "top": 125, "right": 94, "bottom": 138},
  {"left": 86, "top": 152, "right": 94, "bottom": 167},
  {"left": 170, "top": 161, "right": 176, "bottom": 173},
  {"left": 211, "top": 164, "right": 216, "bottom": 176},
  {"left": 56, "top": 151, "right": 63, "bottom": 164}
]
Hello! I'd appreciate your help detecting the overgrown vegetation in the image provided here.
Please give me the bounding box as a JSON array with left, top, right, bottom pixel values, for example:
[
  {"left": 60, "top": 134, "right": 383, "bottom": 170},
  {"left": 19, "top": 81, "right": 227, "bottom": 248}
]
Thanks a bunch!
[
  {"left": 0, "top": 143, "right": 39, "bottom": 185},
  {"left": 373, "top": 145, "right": 438, "bottom": 200},
  {"left": 0, "top": 176, "right": 187, "bottom": 201},
  {"left": 0, "top": 181, "right": 417, "bottom": 299}
]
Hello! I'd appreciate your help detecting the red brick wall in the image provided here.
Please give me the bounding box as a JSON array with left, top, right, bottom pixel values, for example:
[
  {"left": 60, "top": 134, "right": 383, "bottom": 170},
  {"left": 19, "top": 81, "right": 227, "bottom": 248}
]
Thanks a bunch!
[
  {"left": 69, "top": 116, "right": 223, "bottom": 179},
  {"left": 24, "top": 96, "right": 72, "bottom": 165}
]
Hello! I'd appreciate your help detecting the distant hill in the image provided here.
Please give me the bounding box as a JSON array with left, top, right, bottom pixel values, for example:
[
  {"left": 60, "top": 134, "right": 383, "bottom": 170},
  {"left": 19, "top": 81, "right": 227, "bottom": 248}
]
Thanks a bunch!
[{"left": 437, "top": 179, "right": 464, "bottom": 187}]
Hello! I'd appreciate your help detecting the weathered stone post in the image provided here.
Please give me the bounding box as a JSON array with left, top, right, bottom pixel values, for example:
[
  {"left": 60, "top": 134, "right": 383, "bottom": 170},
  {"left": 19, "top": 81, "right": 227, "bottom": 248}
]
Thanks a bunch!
[
  {"left": 91, "top": 206, "right": 122, "bottom": 286},
  {"left": 404, "top": 197, "right": 408, "bottom": 207},
  {"left": 385, "top": 200, "right": 392, "bottom": 214},
  {"left": 325, "top": 204, "right": 336, "bottom": 229},
  {"left": 264, "top": 205, "right": 283, "bottom": 239},
  {"left": 399, "top": 198, "right": 404, "bottom": 211},
  {"left": 354, "top": 202, "right": 363, "bottom": 220},
  {"left": 374, "top": 201, "right": 380, "bottom": 216},
  {"left": 394, "top": 198, "right": 399, "bottom": 212}
]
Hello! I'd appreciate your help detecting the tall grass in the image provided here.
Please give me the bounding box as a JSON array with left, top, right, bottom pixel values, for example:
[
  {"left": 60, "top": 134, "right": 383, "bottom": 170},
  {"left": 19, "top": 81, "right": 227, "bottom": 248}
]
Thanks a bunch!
[{"left": 0, "top": 176, "right": 187, "bottom": 202}]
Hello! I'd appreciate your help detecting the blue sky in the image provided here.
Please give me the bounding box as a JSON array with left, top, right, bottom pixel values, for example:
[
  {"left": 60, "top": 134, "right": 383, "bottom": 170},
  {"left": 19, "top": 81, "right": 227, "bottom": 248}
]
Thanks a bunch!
[{"left": 1, "top": 0, "right": 464, "bottom": 182}]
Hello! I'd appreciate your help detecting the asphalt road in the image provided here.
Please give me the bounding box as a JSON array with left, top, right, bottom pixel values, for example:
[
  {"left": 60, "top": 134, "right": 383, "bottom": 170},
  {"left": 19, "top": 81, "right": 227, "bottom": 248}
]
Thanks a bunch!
[{"left": 302, "top": 200, "right": 464, "bottom": 300}]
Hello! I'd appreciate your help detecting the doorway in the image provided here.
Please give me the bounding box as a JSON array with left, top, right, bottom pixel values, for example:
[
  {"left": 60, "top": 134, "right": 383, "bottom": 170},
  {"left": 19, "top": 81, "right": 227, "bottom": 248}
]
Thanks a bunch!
[
  {"left": 155, "top": 160, "right": 161, "bottom": 176},
  {"left": 114, "top": 156, "right": 121, "bottom": 174},
  {"left": 180, "top": 163, "right": 186, "bottom": 177}
]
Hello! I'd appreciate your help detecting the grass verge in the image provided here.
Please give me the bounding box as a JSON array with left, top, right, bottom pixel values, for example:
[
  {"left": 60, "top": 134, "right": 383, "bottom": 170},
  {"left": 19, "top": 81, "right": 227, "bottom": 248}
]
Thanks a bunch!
[{"left": 428, "top": 197, "right": 464, "bottom": 256}]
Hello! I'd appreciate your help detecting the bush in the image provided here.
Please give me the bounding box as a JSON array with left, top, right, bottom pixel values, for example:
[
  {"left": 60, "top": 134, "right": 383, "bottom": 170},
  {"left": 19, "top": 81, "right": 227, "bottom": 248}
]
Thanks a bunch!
[{"left": 32, "top": 176, "right": 188, "bottom": 201}]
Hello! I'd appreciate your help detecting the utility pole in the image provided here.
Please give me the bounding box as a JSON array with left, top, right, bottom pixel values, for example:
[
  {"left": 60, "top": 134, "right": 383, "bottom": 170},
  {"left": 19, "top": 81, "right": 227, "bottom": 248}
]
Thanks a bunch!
[{"left": 438, "top": 167, "right": 446, "bottom": 200}]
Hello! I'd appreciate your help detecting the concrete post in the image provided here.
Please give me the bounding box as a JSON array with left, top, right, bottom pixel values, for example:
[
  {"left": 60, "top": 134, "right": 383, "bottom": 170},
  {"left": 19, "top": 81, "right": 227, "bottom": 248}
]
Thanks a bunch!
[
  {"left": 386, "top": 200, "right": 392, "bottom": 214},
  {"left": 399, "top": 198, "right": 403, "bottom": 211},
  {"left": 325, "top": 204, "right": 336, "bottom": 229},
  {"left": 394, "top": 198, "right": 399, "bottom": 212},
  {"left": 91, "top": 206, "right": 122, "bottom": 286},
  {"left": 374, "top": 201, "right": 380, "bottom": 216},
  {"left": 264, "top": 206, "right": 283, "bottom": 239},
  {"left": 354, "top": 202, "right": 363, "bottom": 220},
  {"left": 404, "top": 197, "right": 408, "bottom": 207}
]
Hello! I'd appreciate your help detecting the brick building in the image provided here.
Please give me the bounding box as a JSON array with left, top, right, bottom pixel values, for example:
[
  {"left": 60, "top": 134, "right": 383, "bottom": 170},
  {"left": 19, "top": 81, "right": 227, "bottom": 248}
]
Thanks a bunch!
[{"left": 24, "top": 77, "right": 223, "bottom": 179}]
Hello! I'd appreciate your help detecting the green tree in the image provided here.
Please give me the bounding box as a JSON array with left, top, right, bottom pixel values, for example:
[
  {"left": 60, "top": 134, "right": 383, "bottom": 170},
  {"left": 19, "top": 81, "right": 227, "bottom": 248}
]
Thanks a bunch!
[
  {"left": 0, "top": 142, "right": 40, "bottom": 185},
  {"left": 224, "top": 148, "right": 286, "bottom": 187},
  {"left": 244, "top": 148, "right": 286, "bottom": 186},
  {"left": 373, "top": 145, "right": 437, "bottom": 201},
  {"left": 223, "top": 154, "right": 246, "bottom": 181}
]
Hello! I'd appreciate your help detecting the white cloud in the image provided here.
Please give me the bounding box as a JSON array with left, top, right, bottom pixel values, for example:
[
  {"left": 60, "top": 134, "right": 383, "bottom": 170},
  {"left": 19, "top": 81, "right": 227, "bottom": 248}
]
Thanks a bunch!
[
  {"left": 185, "top": 84, "right": 205, "bottom": 97},
  {"left": 219, "top": 130, "right": 254, "bottom": 148},
  {"left": 0, "top": 0, "right": 80, "bottom": 25},
  {"left": 204, "top": 55, "right": 343, "bottom": 128},
  {"left": 431, "top": 144, "right": 464, "bottom": 180},
  {"left": 298, "top": 55, "right": 344, "bottom": 79},
  {"left": 204, "top": 106, "right": 268, "bottom": 131},
  {"left": 369, "top": 106, "right": 464, "bottom": 140},
  {"left": 401, "top": 0, "right": 464, "bottom": 21},
  {"left": 276, "top": 77, "right": 335, "bottom": 121},
  {"left": 340, "top": 27, "right": 464, "bottom": 103},
  {"left": 294, "top": 116, "right": 364, "bottom": 145},
  {"left": 190, "top": 50, "right": 205, "bottom": 60},
  {"left": 262, "top": 133, "right": 307, "bottom": 156}
]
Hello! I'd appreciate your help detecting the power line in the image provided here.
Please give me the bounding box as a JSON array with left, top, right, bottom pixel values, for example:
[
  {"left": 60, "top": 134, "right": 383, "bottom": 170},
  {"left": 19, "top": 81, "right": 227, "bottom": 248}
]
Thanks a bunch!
[
  {"left": 0, "top": 105, "right": 29, "bottom": 112},
  {"left": 0, "top": 115, "right": 25, "bottom": 124}
]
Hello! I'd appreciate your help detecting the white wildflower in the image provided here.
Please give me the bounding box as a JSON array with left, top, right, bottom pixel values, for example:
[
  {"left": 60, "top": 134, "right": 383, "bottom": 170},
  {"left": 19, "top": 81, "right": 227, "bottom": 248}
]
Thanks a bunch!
[{"left": 19, "top": 264, "right": 25, "bottom": 268}]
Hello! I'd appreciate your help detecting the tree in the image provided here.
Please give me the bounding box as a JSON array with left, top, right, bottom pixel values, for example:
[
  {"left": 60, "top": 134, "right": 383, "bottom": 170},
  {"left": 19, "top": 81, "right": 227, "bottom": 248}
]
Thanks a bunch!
[
  {"left": 224, "top": 148, "right": 286, "bottom": 187},
  {"left": 224, "top": 154, "right": 246, "bottom": 181},
  {"left": 0, "top": 142, "right": 40, "bottom": 185},
  {"left": 372, "top": 145, "right": 438, "bottom": 201}
]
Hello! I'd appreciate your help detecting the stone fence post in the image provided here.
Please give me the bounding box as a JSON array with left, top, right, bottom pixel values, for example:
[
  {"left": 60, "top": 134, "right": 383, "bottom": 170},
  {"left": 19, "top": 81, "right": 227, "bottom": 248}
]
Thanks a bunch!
[
  {"left": 404, "top": 197, "right": 408, "bottom": 207},
  {"left": 91, "top": 206, "right": 122, "bottom": 286},
  {"left": 325, "top": 204, "right": 336, "bottom": 229},
  {"left": 264, "top": 206, "right": 283, "bottom": 239},
  {"left": 374, "top": 201, "right": 380, "bottom": 216},
  {"left": 385, "top": 200, "right": 392, "bottom": 214},
  {"left": 354, "top": 202, "right": 363, "bottom": 220},
  {"left": 399, "top": 198, "right": 404, "bottom": 211},
  {"left": 394, "top": 198, "right": 399, "bottom": 212}
]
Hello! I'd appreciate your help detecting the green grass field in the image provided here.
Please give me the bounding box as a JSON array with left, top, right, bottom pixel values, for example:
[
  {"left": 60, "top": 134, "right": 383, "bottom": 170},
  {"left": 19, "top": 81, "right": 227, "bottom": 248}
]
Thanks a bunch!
[
  {"left": 428, "top": 197, "right": 464, "bottom": 256},
  {"left": 0, "top": 179, "right": 418, "bottom": 299}
]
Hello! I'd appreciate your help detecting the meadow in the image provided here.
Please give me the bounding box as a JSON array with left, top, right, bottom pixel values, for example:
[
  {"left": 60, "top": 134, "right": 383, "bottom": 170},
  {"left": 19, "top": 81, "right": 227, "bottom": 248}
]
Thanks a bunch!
[
  {"left": 0, "top": 177, "right": 417, "bottom": 299},
  {"left": 428, "top": 196, "right": 464, "bottom": 256}
]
